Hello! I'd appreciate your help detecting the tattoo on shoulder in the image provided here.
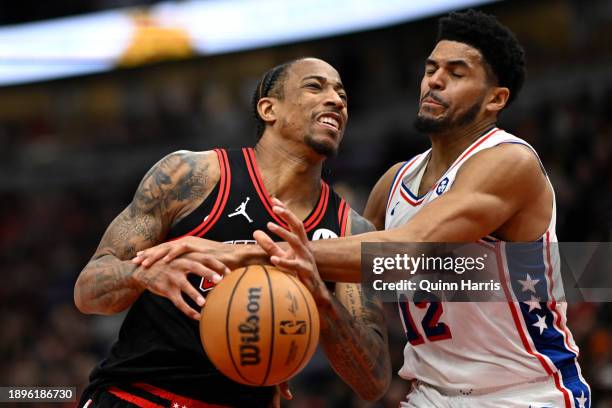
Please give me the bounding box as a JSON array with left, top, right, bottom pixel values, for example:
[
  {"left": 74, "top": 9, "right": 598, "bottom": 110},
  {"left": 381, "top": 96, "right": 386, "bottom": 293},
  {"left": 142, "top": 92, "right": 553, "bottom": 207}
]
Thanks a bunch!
[
  {"left": 169, "top": 152, "right": 210, "bottom": 204},
  {"left": 349, "top": 208, "right": 376, "bottom": 235},
  {"left": 132, "top": 151, "right": 209, "bottom": 214},
  {"left": 96, "top": 151, "right": 213, "bottom": 260}
]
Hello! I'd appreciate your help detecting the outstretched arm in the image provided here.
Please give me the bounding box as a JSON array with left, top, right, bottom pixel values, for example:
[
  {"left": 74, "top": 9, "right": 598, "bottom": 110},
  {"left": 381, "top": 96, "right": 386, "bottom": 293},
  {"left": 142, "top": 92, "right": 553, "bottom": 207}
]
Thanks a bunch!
[
  {"left": 254, "top": 204, "right": 391, "bottom": 401},
  {"left": 74, "top": 151, "right": 227, "bottom": 320},
  {"left": 305, "top": 144, "right": 552, "bottom": 282},
  {"left": 132, "top": 144, "right": 550, "bottom": 282}
]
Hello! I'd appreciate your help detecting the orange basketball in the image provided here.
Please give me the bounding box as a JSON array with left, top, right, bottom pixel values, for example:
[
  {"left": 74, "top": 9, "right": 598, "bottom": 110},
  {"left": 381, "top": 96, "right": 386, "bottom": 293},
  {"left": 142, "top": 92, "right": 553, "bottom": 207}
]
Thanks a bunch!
[{"left": 199, "top": 265, "right": 320, "bottom": 386}]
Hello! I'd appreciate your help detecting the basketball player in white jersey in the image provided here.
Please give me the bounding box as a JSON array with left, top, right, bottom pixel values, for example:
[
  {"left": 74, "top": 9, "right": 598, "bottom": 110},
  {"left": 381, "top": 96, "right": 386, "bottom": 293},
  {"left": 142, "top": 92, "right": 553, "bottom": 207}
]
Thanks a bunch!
[{"left": 134, "top": 9, "right": 591, "bottom": 407}]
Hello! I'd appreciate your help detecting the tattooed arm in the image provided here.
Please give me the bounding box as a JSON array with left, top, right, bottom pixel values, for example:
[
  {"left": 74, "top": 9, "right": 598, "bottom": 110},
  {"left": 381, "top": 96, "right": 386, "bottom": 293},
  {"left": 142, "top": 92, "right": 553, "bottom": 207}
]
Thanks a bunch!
[
  {"left": 74, "top": 150, "right": 226, "bottom": 320},
  {"left": 253, "top": 205, "right": 391, "bottom": 400},
  {"left": 318, "top": 210, "right": 391, "bottom": 401}
]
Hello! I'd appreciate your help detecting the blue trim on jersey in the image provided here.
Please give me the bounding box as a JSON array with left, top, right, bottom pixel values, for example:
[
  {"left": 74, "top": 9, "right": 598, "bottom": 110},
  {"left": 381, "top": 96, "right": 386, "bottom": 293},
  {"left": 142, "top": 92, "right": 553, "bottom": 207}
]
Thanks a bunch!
[
  {"left": 505, "top": 242, "right": 590, "bottom": 406},
  {"left": 505, "top": 242, "right": 577, "bottom": 364},
  {"left": 386, "top": 158, "right": 416, "bottom": 209},
  {"left": 559, "top": 362, "right": 591, "bottom": 408},
  {"left": 506, "top": 240, "right": 549, "bottom": 301},
  {"left": 400, "top": 181, "right": 427, "bottom": 201}
]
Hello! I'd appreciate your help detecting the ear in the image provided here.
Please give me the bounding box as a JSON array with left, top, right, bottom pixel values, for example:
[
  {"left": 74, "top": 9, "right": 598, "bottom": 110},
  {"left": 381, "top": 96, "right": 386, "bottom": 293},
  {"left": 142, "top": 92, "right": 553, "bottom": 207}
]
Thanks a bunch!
[
  {"left": 485, "top": 87, "right": 510, "bottom": 114},
  {"left": 257, "top": 97, "right": 278, "bottom": 125}
]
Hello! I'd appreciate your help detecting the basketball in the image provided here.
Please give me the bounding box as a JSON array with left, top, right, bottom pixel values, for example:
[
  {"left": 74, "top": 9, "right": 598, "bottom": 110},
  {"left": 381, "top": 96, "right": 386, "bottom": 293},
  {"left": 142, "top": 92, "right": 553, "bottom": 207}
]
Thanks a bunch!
[{"left": 199, "top": 265, "right": 320, "bottom": 386}]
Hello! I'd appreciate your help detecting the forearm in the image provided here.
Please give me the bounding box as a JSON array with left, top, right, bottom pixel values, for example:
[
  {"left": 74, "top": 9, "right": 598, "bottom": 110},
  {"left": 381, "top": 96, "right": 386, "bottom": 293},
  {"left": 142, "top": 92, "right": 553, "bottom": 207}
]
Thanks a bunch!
[
  {"left": 239, "top": 231, "right": 390, "bottom": 282},
  {"left": 310, "top": 229, "right": 407, "bottom": 282},
  {"left": 318, "top": 296, "right": 391, "bottom": 401},
  {"left": 74, "top": 255, "right": 144, "bottom": 315}
]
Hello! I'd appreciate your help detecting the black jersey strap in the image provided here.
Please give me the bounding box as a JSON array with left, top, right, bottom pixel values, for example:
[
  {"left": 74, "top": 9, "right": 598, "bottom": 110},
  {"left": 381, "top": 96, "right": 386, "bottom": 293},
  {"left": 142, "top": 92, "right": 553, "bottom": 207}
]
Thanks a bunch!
[{"left": 242, "top": 147, "right": 330, "bottom": 232}]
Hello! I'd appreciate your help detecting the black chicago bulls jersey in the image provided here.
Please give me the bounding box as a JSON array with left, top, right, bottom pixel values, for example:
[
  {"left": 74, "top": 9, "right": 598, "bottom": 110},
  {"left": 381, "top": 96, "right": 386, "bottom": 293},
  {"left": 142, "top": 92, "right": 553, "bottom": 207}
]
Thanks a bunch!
[{"left": 84, "top": 148, "right": 350, "bottom": 407}]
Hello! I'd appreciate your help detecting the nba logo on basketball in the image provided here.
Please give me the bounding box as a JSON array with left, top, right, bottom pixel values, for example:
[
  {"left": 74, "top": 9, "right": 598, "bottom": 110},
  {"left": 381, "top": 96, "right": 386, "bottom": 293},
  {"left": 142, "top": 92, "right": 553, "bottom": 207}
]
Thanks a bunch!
[
  {"left": 279, "top": 320, "right": 307, "bottom": 335},
  {"left": 436, "top": 177, "right": 449, "bottom": 195}
]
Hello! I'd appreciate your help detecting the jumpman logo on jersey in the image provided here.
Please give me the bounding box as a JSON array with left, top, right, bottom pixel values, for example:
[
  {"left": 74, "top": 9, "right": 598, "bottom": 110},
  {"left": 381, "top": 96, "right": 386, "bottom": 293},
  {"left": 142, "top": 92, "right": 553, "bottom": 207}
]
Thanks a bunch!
[{"left": 228, "top": 197, "right": 253, "bottom": 223}]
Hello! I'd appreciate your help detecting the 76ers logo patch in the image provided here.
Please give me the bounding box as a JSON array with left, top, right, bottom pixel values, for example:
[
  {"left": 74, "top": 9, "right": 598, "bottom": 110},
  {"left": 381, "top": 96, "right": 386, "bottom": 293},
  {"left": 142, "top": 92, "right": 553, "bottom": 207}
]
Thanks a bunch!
[{"left": 436, "top": 177, "right": 449, "bottom": 195}]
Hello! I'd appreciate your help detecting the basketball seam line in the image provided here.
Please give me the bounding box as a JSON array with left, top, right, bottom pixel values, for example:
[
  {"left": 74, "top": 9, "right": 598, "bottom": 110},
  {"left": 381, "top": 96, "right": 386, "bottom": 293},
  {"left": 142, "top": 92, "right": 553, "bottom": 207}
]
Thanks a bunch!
[
  {"left": 285, "top": 274, "right": 313, "bottom": 376},
  {"left": 261, "top": 265, "right": 275, "bottom": 386}
]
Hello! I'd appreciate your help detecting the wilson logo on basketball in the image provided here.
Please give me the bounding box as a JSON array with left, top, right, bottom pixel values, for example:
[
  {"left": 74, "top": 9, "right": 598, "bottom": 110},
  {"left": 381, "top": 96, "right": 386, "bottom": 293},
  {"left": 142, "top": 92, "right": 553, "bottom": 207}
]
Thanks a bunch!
[
  {"left": 279, "top": 320, "right": 307, "bottom": 335},
  {"left": 238, "top": 287, "right": 262, "bottom": 366}
]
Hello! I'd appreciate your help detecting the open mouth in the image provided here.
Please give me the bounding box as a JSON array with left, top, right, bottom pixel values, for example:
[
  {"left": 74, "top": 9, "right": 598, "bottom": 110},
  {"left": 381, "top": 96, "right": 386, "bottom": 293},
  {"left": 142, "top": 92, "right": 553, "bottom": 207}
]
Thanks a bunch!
[{"left": 316, "top": 113, "right": 341, "bottom": 131}]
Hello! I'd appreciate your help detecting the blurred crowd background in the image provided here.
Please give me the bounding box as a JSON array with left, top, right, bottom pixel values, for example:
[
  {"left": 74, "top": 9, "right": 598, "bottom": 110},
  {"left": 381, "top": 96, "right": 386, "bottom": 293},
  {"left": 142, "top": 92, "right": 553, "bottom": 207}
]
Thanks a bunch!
[{"left": 1, "top": 0, "right": 611, "bottom": 406}]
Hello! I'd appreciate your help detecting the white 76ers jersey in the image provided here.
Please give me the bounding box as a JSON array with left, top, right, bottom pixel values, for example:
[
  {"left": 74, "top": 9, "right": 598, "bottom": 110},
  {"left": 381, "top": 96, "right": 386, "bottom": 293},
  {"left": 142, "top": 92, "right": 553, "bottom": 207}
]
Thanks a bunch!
[{"left": 386, "top": 127, "right": 590, "bottom": 406}]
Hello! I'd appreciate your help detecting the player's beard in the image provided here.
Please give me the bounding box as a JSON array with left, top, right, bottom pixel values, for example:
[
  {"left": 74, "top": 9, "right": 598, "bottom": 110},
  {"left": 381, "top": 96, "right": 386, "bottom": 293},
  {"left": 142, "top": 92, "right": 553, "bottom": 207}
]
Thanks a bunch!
[
  {"left": 304, "top": 133, "right": 338, "bottom": 158},
  {"left": 414, "top": 97, "right": 483, "bottom": 134}
]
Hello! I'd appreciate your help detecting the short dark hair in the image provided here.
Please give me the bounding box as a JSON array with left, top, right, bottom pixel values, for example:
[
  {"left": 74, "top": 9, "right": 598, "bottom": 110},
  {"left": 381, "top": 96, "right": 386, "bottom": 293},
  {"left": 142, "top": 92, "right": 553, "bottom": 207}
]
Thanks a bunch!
[
  {"left": 437, "top": 9, "right": 526, "bottom": 106},
  {"left": 251, "top": 59, "right": 302, "bottom": 140}
]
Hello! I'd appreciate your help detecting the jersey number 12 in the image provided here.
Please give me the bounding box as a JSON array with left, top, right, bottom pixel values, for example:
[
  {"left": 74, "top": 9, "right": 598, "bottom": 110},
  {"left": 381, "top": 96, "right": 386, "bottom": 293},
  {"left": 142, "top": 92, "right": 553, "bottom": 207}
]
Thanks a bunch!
[{"left": 398, "top": 292, "right": 452, "bottom": 345}]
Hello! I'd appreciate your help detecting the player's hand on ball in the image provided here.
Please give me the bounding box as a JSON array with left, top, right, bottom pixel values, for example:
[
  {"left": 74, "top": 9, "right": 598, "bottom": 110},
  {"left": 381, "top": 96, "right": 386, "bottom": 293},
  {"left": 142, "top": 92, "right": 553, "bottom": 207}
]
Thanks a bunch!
[
  {"left": 253, "top": 198, "right": 332, "bottom": 307},
  {"left": 131, "top": 255, "right": 230, "bottom": 321}
]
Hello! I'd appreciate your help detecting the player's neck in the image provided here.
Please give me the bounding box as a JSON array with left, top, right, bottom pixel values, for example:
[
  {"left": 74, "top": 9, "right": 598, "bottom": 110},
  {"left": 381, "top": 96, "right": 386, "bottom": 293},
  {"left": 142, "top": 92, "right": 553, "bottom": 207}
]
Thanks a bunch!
[
  {"left": 427, "top": 119, "right": 496, "bottom": 171},
  {"left": 253, "top": 140, "right": 323, "bottom": 217}
]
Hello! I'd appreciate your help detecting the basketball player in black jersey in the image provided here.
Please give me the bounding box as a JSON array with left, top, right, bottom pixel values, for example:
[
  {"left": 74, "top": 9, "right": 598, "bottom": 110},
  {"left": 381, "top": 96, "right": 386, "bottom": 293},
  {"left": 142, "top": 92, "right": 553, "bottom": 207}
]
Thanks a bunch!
[{"left": 74, "top": 57, "right": 391, "bottom": 407}]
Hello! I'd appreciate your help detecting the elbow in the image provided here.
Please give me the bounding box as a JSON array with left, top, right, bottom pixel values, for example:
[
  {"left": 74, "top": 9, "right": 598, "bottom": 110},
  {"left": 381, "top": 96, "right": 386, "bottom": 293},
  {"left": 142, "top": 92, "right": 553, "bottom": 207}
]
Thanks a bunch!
[
  {"left": 357, "top": 363, "right": 392, "bottom": 401},
  {"left": 73, "top": 279, "right": 90, "bottom": 315},
  {"left": 357, "top": 380, "right": 390, "bottom": 402},
  {"left": 73, "top": 276, "right": 130, "bottom": 316},
  {"left": 74, "top": 300, "right": 92, "bottom": 315},
  {"left": 74, "top": 272, "right": 101, "bottom": 315},
  {"left": 370, "top": 354, "right": 392, "bottom": 400},
  {"left": 379, "top": 368, "right": 393, "bottom": 400}
]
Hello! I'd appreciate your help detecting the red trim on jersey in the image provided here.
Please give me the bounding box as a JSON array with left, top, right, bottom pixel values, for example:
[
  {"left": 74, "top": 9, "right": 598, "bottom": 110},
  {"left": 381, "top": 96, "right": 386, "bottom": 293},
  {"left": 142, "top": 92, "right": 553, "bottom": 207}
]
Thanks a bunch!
[
  {"left": 390, "top": 129, "right": 501, "bottom": 209},
  {"left": 544, "top": 232, "right": 580, "bottom": 355},
  {"left": 243, "top": 148, "right": 287, "bottom": 228},
  {"left": 107, "top": 386, "right": 164, "bottom": 408},
  {"left": 133, "top": 383, "right": 230, "bottom": 408},
  {"left": 337, "top": 199, "right": 346, "bottom": 226},
  {"left": 386, "top": 155, "right": 422, "bottom": 211},
  {"left": 303, "top": 182, "right": 329, "bottom": 232},
  {"left": 194, "top": 148, "right": 232, "bottom": 237},
  {"left": 445, "top": 128, "right": 500, "bottom": 175},
  {"left": 338, "top": 199, "right": 350, "bottom": 237},
  {"left": 243, "top": 148, "right": 328, "bottom": 232},
  {"left": 173, "top": 149, "right": 231, "bottom": 239},
  {"left": 552, "top": 372, "right": 573, "bottom": 408},
  {"left": 476, "top": 239, "right": 497, "bottom": 250},
  {"left": 495, "top": 244, "right": 555, "bottom": 376},
  {"left": 399, "top": 187, "right": 426, "bottom": 207}
]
